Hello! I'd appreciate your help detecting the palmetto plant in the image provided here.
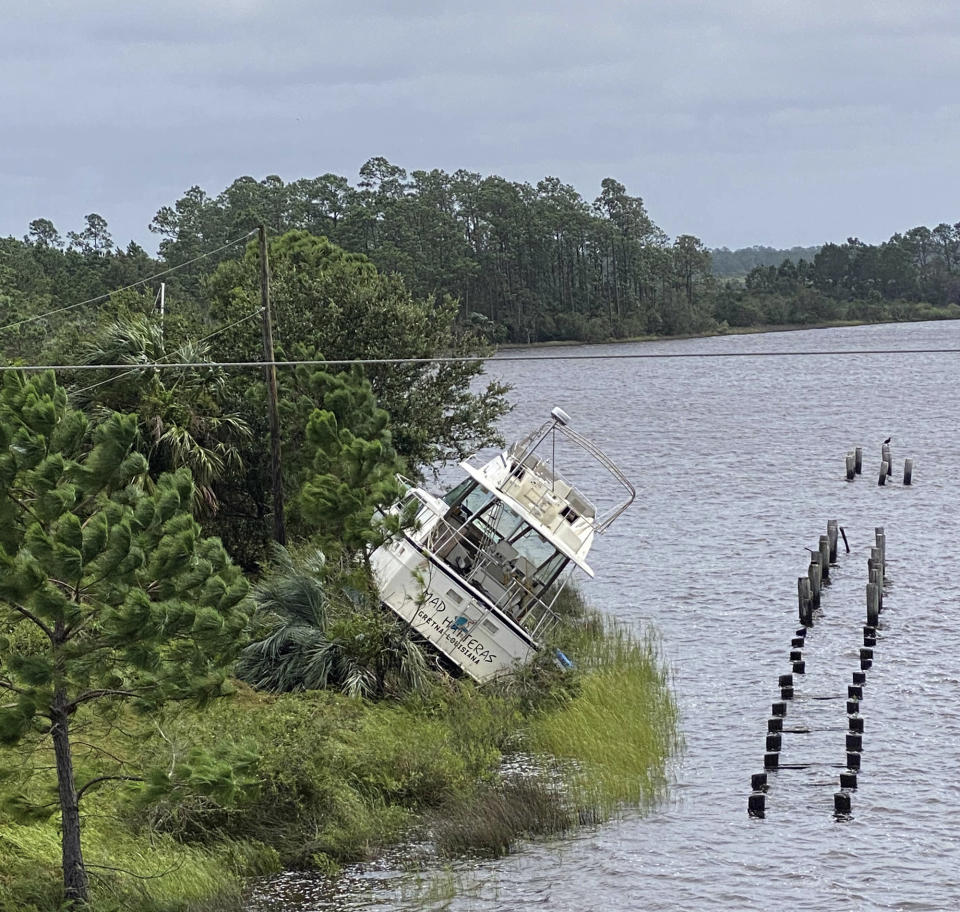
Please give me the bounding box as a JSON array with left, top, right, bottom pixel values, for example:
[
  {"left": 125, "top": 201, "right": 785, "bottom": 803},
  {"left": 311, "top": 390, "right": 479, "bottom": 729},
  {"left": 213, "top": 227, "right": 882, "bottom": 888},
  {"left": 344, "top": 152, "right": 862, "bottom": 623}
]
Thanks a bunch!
[
  {"left": 236, "top": 547, "right": 432, "bottom": 699},
  {"left": 71, "top": 316, "right": 251, "bottom": 512}
]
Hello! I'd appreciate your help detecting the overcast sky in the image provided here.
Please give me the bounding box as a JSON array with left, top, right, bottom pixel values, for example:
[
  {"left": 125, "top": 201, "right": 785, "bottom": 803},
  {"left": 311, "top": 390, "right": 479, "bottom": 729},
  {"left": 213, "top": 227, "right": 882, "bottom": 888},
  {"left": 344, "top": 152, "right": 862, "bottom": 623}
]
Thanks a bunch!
[{"left": 3, "top": 0, "right": 958, "bottom": 252}]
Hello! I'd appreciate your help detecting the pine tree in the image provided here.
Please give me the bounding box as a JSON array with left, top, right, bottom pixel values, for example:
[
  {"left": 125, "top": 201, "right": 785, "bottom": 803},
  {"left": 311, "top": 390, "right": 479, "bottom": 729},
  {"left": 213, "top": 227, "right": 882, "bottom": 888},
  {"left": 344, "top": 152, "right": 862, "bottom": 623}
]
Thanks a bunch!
[
  {"left": 0, "top": 371, "right": 249, "bottom": 905},
  {"left": 299, "top": 366, "right": 405, "bottom": 561}
]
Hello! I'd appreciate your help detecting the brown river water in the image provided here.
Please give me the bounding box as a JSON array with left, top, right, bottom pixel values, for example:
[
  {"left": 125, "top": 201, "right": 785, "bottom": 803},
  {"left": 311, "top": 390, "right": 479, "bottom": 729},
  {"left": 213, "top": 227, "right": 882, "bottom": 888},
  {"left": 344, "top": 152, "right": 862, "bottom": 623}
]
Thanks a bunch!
[{"left": 248, "top": 320, "right": 960, "bottom": 911}]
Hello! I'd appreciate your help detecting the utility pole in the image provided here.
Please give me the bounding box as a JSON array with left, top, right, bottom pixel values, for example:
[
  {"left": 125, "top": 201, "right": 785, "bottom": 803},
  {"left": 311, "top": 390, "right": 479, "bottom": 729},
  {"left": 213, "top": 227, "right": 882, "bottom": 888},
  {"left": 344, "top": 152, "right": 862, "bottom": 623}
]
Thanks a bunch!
[
  {"left": 259, "top": 225, "right": 286, "bottom": 545},
  {"left": 158, "top": 282, "right": 165, "bottom": 342}
]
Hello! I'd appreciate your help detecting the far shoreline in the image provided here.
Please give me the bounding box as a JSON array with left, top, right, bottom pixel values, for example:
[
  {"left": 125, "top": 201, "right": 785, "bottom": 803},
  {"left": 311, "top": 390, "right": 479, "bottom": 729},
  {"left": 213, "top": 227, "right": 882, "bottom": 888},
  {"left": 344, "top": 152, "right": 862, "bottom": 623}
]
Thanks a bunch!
[{"left": 494, "top": 315, "right": 960, "bottom": 351}]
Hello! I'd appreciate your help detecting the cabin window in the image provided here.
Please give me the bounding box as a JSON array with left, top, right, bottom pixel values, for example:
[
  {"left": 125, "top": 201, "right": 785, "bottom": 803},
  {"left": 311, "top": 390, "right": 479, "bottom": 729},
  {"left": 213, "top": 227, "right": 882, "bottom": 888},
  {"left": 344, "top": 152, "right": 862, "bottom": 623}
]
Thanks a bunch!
[{"left": 442, "top": 477, "right": 478, "bottom": 509}]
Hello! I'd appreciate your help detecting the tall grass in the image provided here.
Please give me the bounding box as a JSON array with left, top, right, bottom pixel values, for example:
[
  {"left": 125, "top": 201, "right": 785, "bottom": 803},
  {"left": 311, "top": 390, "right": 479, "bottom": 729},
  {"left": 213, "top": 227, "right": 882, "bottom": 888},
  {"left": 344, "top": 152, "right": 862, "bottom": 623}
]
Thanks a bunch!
[
  {"left": 530, "top": 620, "right": 681, "bottom": 813},
  {"left": 428, "top": 596, "right": 681, "bottom": 856},
  {"left": 0, "top": 815, "right": 276, "bottom": 912}
]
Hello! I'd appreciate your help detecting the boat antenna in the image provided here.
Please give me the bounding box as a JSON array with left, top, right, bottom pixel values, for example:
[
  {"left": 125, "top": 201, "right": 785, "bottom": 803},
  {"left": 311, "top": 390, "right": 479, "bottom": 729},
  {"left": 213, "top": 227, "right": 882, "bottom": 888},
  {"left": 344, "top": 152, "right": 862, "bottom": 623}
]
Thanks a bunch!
[{"left": 549, "top": 407, "right": 570, "bottom": 490}]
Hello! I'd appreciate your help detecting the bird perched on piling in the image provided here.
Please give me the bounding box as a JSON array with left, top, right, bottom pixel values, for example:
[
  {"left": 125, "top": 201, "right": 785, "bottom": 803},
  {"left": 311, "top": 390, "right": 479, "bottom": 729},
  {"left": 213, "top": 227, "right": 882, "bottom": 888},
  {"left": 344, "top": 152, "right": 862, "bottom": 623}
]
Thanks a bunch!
[{"left": 883, "top": 436, "right": 892, "bottom": 444}]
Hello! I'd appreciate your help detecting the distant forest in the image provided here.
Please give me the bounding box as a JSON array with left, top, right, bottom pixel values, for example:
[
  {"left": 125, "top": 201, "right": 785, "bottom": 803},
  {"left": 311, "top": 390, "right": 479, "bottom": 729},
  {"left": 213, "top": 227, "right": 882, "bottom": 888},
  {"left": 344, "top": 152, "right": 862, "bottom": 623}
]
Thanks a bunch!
[
  {"left": 2, "top": 158, "right": 959, "bottom": 352},
  {"left": 709, "top": 245, "right": 822, "bottom": 277}
]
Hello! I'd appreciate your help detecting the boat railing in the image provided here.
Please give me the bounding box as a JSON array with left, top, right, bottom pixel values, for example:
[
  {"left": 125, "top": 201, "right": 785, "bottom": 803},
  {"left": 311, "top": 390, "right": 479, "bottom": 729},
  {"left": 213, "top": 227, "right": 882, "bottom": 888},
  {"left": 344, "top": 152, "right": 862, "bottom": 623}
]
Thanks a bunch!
[
  {"left": 399, "top": 497, "right": 561, "bottom": 642},
  {"left": 500, "top": 417, "right": 636, "bottom": 533}
]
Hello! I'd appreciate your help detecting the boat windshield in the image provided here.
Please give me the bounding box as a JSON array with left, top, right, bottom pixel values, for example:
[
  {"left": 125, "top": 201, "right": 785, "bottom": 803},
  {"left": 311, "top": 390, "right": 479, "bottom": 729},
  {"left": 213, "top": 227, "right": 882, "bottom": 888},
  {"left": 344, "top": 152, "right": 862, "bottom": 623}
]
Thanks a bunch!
[{"left": 447, "top": 489, "right": 566, "bottom": 588}]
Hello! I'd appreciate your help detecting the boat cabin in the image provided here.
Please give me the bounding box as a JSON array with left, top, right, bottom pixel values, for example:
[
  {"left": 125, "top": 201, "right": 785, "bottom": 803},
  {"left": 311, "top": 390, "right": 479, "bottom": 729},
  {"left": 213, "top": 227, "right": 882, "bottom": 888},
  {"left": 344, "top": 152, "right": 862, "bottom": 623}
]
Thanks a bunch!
[{"left": 371, "top": 408, "right": 634, "bottom": 683}]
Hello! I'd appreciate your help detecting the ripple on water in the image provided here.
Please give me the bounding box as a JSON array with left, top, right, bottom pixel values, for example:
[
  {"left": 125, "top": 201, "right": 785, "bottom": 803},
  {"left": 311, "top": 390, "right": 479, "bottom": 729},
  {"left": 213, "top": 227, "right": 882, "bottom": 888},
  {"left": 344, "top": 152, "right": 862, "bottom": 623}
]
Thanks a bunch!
[{"left": 250, "top": 321, "right": 960, "bottom": 912}]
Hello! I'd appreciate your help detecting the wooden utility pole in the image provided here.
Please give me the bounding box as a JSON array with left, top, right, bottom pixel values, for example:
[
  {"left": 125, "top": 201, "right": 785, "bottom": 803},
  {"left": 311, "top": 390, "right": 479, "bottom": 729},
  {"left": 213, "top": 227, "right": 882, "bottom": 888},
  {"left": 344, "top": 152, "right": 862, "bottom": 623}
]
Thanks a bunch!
[{"left": 259, "top": 225, "right": 286, "bottom": 545}]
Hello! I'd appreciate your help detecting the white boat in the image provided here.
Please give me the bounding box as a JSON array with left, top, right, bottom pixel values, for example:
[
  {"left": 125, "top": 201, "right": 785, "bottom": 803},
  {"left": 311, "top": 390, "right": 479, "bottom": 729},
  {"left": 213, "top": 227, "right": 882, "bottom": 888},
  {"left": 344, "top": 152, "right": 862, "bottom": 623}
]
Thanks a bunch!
[{"left": 371, "top": 408, "right": 635, "bottom": 683}]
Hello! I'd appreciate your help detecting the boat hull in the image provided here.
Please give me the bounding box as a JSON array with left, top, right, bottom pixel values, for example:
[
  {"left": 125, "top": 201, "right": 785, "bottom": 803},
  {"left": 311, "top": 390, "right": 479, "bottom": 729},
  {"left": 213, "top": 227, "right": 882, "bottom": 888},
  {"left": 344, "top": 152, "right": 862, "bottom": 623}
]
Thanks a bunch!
[{"left": 372, "top": 535, "right": 539, "bottom": 684}]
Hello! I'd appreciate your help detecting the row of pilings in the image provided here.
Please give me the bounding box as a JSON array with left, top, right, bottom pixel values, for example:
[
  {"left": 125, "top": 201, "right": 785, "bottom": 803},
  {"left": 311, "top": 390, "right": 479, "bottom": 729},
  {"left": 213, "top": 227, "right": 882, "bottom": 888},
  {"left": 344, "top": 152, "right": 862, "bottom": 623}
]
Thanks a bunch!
[
  {"left": 834, "top": 526, "right": 888, "bottom": 818},
  {"left": 748, "top": 524, "right": 890, "bottom": 820}
]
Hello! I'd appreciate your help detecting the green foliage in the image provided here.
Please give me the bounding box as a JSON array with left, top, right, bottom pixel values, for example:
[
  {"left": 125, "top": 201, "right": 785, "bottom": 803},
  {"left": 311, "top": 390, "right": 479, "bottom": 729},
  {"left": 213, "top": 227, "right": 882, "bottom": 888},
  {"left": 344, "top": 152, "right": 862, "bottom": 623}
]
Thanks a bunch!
[
  {"left": 205, "top": 229, "right": 509, "bottom": 470},
  {"left": 0, "top": 370, "right": 250, "bottom": 904},
  {"left": 235, "top": 547, "right": 431, "bottom": 699},
  {"left": 298, "top": 372, "right": 404, "bottom": 557},
  {"left": 68, "top": 315, "right": 252, "bottom": 513}
]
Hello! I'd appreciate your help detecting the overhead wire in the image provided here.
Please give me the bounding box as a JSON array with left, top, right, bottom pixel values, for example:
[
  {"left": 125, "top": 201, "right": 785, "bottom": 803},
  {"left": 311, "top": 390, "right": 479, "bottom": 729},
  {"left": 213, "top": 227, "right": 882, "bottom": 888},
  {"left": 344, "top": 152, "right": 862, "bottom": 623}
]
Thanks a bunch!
[
  {"left": 0, "top": 229, "right": 258, "bottom": 335},
  {"left": 68, "top": 308, "right": 265, "bottom": 397},
  {"left": 5, "top": 346, "right": 960, "bottom": 375}
]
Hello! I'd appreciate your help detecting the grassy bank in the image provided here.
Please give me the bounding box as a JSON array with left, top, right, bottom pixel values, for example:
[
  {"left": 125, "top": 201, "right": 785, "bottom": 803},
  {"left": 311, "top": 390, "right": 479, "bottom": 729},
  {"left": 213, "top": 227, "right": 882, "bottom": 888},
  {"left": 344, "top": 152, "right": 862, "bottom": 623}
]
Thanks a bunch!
[{"left": 0, "top": 593, "right": 679, "bottom": 912}]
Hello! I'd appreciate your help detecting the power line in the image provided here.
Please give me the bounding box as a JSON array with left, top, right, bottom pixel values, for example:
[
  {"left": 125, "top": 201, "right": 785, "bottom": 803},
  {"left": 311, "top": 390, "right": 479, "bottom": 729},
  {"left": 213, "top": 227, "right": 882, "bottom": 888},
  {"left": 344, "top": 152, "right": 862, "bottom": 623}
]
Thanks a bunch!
[
  {"left": 68, "top": 309, "right": 265, "bottom": 397},
  {"left": 4, "top": 346, "right": 960, "bottom": 374},
  {"left": 0, "top": 230, "right": 258, "bottom": 335}
]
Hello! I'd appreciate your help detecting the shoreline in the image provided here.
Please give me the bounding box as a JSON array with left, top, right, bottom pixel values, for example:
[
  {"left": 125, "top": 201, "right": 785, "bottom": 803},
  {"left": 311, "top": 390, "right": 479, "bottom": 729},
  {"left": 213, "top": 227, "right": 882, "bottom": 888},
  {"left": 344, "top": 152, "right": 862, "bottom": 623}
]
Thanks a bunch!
[{"left": 495, "top": 315, "right": 960, "bottom": 350}]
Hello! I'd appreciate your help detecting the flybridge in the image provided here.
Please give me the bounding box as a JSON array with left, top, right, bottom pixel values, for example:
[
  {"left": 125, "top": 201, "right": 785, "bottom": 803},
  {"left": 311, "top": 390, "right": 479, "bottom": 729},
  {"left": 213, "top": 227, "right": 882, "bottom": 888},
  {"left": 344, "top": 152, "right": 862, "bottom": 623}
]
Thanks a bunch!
[{"left": 370, "top": 408, "right": 635, "bottom": 683}]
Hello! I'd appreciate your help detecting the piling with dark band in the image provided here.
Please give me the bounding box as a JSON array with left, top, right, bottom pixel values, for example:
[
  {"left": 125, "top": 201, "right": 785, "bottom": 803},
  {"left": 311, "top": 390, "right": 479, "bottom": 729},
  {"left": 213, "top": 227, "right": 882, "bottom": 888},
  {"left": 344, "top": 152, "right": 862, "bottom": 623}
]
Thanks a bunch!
[{"left": 827, "top": 521, "right": 838, "bottom": 562}]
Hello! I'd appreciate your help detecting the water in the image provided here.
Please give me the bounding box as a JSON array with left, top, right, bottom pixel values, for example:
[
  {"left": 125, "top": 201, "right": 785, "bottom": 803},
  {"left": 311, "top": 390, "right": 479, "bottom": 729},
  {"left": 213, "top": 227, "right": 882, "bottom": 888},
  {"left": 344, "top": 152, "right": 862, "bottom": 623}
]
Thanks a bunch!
[{"left": 249, "top": 321, "right": 960, "bottom": 911}]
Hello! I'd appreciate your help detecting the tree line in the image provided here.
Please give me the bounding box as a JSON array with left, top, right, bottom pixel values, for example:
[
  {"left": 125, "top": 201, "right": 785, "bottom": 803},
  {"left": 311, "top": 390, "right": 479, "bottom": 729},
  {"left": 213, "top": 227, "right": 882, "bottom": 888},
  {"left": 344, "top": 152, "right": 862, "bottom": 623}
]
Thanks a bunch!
[
  {"left": 3, "top": 160, "right": 959, "bottom": 357},
  {"left": 716, "top": 228, "right": 960, "bottom": 328}
]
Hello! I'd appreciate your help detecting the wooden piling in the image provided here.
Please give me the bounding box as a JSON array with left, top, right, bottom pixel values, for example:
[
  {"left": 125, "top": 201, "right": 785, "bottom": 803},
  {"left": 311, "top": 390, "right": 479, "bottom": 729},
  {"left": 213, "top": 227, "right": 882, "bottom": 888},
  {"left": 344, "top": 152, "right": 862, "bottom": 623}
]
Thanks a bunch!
[
  {"left": 808, "top": 556, "right": 822, "bottom": 608},
  {"left": 840, "top": 771, "right": 858, "bottom": 789},
  {"left": 845, "top": 453, "right": 856, "bottom": 480},
  {"left": 882, "top": 444, "right": 892, "bottom": 477},
  {"left": 835, "top": 791, "right": 852, "bottom": 815},
  {"left": 798, "top": 577, "right": 813, "bottom": 625},
  {"left": 819, "top": 536, "right": 830, "bottom": 580},
  {"left": 879, "top": 461, "right": 888, "bottom": 485},
  {"left": 827, "top": 520, "right": 838, "bottom": 562},
  {"left": 865, "top": 585, "right": 877, "bottom": 626},
  {"left": 751, "top": 772, "right": 768, "bottom": 791},
  {"left": 866, "top": 582, "right": 879, "bottom": 626},
  {"left": 748, "top": 791, "right": 766, "bottom": 818},
  {"left": 854, "top": 446, "right": 863, "bottom": 474},
  {"left": 903, "top": 458, "right": 913, "bottom": 485},
  {"left": 768, "top": 718, "right": 783, "bottom": 733}
]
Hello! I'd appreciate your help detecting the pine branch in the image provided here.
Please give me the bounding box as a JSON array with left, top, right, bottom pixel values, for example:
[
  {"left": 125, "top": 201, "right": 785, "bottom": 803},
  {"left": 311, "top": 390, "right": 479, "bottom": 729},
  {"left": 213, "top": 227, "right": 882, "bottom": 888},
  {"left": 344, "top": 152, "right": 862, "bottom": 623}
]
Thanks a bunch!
[
  {"left": 77, "top": 775, "right": 144, "bottom": 802},
  {"left": 5, "top": 602, "right": 55, "bottom": 641},
  {"left": 72, "top": 740, "right": 128, "bottom": 766},
  {"left": 67, "top": 689, "right": 137, "bottom": 712},
  {"left": 0, "top": 678, "right": 29, "bottom": 697}
]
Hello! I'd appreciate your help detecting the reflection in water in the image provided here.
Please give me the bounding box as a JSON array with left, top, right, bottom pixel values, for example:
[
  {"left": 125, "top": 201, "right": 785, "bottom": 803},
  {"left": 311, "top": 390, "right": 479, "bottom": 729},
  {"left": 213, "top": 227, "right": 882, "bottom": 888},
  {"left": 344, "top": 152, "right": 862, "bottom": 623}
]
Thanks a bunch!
[{"left": 249, "top": 321, "right": 960, "bottom": 911}]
